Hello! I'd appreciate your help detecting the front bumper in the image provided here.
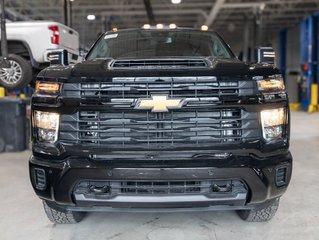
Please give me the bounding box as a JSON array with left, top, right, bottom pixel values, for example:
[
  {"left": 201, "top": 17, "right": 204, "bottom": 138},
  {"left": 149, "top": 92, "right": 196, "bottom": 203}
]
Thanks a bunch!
[{"left": 29, "top": 151, "right": 292, "bottom": 211}]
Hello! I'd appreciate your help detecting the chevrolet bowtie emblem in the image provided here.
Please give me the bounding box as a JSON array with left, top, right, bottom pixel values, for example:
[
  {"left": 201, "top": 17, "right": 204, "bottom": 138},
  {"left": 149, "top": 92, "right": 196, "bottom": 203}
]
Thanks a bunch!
[{"left": 136, "top": 95, "right": 183, "bottom": 112}]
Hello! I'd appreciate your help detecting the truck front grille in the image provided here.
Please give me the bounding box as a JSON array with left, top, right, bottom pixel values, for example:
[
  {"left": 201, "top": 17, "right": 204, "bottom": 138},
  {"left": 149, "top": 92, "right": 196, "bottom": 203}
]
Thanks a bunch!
[
  {"left": 60, "top": 76, "right": 259, "bottom": 149},
  {"left": 60, "top": 108, "right": 259, "bottom": 149}
]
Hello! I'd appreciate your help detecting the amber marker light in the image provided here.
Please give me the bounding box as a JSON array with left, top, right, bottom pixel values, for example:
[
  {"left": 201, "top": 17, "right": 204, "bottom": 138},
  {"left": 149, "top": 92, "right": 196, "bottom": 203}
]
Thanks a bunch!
[
  {"left": 201, "top": 25, "right": 208, "bottom": 31},
  {"left": 36, "top": 82, "right": 61, "bottom": 94},
  {"left": 257, "top": 79, "right": 285, "bottom": 92}
]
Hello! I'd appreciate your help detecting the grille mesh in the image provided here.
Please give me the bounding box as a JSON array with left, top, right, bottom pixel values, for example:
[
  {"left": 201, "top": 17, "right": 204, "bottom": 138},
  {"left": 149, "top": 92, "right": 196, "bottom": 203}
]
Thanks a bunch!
[
  {"left": 62, "top": 76, "right": 255, "bottom": 106},
  {"left": 60, "top": 109, "right": 247, "bottom": 148},
  {"left": 120, "top": 181, "right": 203, "bottom": 194}
]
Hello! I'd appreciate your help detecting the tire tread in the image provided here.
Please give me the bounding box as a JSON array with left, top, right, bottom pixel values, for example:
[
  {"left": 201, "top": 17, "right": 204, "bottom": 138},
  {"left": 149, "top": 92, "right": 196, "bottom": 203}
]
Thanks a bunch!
[
  {"left": 43, "top": 201, "right": 84, "bottom": 224},
  {"left": 237, "top": 198, "right": 280, "bottom": 222}
]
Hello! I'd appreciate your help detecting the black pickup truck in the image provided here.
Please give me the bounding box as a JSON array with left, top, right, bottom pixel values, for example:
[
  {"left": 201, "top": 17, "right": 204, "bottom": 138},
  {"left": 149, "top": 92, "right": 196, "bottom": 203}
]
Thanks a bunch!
[{"left": 29, "top": 28, "right": 292, "bottom": 224}]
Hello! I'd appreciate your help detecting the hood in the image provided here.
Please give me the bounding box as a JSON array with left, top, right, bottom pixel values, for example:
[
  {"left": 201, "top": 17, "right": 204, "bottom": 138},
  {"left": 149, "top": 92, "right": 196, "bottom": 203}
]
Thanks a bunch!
[{"left": 41, "top": 57, "right": 281, "bottom": 82}]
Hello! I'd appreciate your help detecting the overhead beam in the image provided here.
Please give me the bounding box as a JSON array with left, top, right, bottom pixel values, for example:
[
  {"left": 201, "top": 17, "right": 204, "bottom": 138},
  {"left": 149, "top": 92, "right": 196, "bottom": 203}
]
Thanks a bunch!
[
  {"left": 222, "top": 0, "right": 319, "bottom": 9},
  {"left": 205, "top": 0, "right": 225, "bottom": 26},
  {"left": 9, "top": 0, "right": 319, "bottom": 12},
  {"left": 20, "top": 2, "right": 214, "bottom": 11},
  {"left": 98, "top": 9, "right": 207, "bottom": 18},
  {"left": 143, "top": 0, "right": 156, "bottom": 25}
]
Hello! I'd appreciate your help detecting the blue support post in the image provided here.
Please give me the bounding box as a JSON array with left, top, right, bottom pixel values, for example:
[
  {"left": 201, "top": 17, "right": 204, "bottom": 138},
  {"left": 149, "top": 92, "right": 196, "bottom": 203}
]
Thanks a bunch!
[
  {"left": 299, "top": 13, "right": 319, "bottom": 112},
  {"left": 300, "top": 16, "right": 313, "bottom": 111},
  {"left": 307, "top": 16, "right": 314, "bottom": 108},
  {"left": 23, "top": 86, "right": 29, "bottom": 97},
  {"left": 314, "top": 13, "right": 319, "bottom": 88},
  {"left": 313, "top": 13, "right": 319, "bottom": 110}
]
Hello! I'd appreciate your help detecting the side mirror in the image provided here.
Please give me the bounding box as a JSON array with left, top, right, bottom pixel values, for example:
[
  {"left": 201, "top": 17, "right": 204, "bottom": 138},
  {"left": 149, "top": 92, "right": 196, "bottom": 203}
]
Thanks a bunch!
[
  {"left": 47, "top": 49, "right": 68, "bottom": 66},
  {"left": 257, "top": 47, "right": 275, "bottom": 65},
  {"left": 78, "top": 48, "right": 89, "bottom": 62},
  {"left": 79, "top": 48, "right": 89, "bottom": 58}
]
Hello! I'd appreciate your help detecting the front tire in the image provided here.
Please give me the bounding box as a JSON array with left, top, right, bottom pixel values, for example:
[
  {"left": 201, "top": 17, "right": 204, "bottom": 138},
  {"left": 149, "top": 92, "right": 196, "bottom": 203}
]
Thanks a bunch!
[
  {"left": 237, "top": 198, "right": 280, "bottom": 222},
  {"left": 43, "top": 201, "right": 85, "bottom": 224},
  {"left": 0, "top": 54, "right": 33, "bottom": 90}
]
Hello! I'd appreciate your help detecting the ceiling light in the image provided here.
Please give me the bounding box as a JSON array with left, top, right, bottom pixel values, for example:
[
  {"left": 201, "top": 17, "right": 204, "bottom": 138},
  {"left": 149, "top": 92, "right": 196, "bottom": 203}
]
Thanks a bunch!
[
  {"left": 87, "top": 15, "right": 96, "bottom": 21},
  {"left": 169, "top": 23, "right": 177, "bottom": 29},
  {"left": 201, "top": 25, "right": 208, "bottom": 31},
  {"left": 171, "top": 0, "right": 181, "bottom": 4},
  {"left": 143, "top": 24, "right": 151, "bottom": 29},
  {"left": 156, "top": 23, "right": 164, "bottom": 29}
]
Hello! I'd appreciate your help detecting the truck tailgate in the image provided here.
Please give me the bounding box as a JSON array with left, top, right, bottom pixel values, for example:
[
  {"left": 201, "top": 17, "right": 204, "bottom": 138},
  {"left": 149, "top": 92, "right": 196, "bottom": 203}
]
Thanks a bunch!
[{"left": 58, "top": 24, "right": 79, "bottom": 54}]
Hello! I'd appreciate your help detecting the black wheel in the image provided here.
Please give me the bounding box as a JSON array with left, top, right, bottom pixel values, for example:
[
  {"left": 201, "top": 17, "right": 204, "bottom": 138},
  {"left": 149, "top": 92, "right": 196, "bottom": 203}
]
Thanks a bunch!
[
  {"left": 237, "top": 198, "right": 280, "bottom": 222},
  {"left": 43, "top": 201, "right": 85, "bottom": 224},
  {"left": 0, "top": 54, "right": 33, "bottom": 90}
]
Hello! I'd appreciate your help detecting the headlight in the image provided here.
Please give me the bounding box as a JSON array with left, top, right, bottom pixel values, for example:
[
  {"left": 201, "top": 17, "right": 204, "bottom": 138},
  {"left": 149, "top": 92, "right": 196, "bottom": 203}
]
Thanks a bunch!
[
  {"left": 256, "top": 75, "right": 285, "bottom": 93},
  {"left": 35, "top": 81, "right": 61, "bottom": 94},
  {"left": 261, "top": 108, "right": 287, "bottom": 141},
  {"left": 33, "top": 111, "right": 59, "bottom": 143}
]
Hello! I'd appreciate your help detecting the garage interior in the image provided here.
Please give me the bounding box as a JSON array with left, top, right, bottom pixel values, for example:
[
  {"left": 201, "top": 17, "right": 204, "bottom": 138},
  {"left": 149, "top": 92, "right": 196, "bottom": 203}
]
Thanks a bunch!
[{"left": 1, "top": 0, "right": 319, "bottom": 239}]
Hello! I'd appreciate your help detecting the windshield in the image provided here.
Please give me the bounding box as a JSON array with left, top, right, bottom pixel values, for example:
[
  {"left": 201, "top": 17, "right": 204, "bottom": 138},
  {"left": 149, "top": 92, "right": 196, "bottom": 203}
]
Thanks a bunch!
[{"left": 87, "top": 29, "right": 234, "bottom": 60}]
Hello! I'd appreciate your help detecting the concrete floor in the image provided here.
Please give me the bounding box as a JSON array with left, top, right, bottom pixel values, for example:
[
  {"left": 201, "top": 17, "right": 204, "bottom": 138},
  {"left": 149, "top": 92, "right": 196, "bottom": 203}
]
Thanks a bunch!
[{"left": 0, "top": 111, "right": 318, "bottom": 240}]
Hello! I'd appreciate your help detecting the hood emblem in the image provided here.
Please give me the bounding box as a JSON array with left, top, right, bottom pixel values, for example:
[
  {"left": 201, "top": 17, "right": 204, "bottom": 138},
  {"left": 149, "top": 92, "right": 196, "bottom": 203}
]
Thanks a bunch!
[{"left": 136, "top": 95, "right": 183, "bottom": 112}]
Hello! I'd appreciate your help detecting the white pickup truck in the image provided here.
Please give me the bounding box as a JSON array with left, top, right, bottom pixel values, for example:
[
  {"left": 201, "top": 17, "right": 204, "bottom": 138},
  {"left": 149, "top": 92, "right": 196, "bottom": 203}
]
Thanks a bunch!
[{"left": 0, "top": 21, "right": 79, "bottom": 90}]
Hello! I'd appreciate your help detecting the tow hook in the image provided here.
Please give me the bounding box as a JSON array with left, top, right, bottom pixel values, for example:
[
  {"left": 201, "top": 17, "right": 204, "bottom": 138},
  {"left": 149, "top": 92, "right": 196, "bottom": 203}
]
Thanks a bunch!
[
  {"left": 211, "top": 183, "right": 232, "bottom": 193},
  {"left": 89, "top": 185, "right": 110, "bottom": 194}
]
